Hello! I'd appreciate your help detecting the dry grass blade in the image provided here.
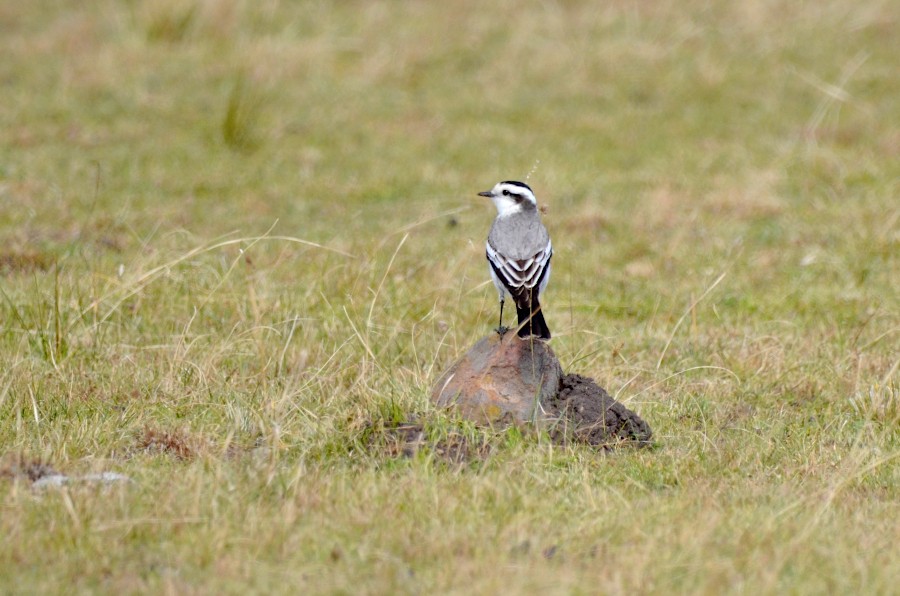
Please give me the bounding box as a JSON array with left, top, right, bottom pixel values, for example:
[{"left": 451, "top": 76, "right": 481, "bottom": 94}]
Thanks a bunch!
[
  {"left": 74, "top": 232, "right": 354, "bottom": 330},
  {"left": 656, "top": 271, "right": 727, "bottom": 370}
]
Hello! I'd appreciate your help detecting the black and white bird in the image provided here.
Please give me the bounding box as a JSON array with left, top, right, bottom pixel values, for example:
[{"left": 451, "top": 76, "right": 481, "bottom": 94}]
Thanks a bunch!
[{"left": 479, "top": 180, "right": 552, "bottom": 340}]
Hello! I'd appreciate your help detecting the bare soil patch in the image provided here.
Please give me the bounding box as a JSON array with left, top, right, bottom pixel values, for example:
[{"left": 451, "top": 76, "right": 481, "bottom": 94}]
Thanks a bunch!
[
  {"left": 0, "top": 250, "right": 52, "bottom": 275},
  {"left": 546, "top": 374, "right": 653, "bottom": 447},
  {"left": 363, "top": 421, "right": 493, "bottom": 466},
  {"left": 0, "top": 455, "right": 60, "bottom": 482}
]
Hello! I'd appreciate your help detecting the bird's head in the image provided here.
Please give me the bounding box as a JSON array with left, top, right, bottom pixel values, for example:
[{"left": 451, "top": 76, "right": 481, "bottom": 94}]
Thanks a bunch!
[{"left": 478, "top": 181, "right": 537, "bottom": 217}]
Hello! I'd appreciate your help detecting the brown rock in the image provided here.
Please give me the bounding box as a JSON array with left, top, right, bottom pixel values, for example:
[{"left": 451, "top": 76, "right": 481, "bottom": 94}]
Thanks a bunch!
[
  {"left": 431, "top": 335, "right": 653, "bottom": 446},
  {"left": 432, "top": 333, "right": 562, "bottom": 425}
]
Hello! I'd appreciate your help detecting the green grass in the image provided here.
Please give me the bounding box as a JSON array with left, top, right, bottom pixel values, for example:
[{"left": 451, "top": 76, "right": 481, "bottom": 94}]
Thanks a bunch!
[{"left": 1, "top": 0, "right": 898, "bottom": 593}]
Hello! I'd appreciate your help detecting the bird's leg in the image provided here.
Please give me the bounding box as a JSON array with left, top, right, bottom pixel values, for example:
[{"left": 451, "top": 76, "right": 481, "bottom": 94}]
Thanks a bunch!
[{"left": 495, "top": 299, "right": 509, "bottom": 336}]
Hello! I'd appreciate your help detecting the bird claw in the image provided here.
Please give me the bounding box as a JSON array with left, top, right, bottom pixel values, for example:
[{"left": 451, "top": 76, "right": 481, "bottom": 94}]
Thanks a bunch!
[{"left": 495, "top": 325, "right": 510, "bottom": 337}]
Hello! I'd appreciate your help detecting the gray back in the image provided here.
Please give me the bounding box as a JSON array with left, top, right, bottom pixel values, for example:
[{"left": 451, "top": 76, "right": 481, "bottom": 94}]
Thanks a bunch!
[{"left": 488, "top": 211, "right": 549, "bottom": 260}]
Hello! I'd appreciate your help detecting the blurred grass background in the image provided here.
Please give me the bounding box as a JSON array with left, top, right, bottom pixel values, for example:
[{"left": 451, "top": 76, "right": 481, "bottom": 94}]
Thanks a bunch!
[{"left": 1, "top": 0, "right": 898, "bottom": 593}]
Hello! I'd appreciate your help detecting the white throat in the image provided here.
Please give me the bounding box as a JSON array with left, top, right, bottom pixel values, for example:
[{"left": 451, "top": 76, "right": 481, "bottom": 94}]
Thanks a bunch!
[
  {"left": 492, "top": 197, "right": 524, "bottom": 218},
  {"left": 481, "top": 181, "right": 538, "bottom": 218}
]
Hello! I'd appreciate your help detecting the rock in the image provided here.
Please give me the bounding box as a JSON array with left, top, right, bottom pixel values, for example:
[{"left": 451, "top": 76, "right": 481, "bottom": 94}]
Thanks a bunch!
[
  {"left": 432, "top": 334, "right": 653, "bottom": 446},
  {"left": 31, "top": 474, "right": 70, "bottom": 489},
  {"left": 432, "top": 333, "right": 562, "bottom": 424},
  {"left": 31, "top": 472, "right": 133, "bottom": 490},
  {"left": 81, "top": 472, "right": 133, "bottom": 485}
]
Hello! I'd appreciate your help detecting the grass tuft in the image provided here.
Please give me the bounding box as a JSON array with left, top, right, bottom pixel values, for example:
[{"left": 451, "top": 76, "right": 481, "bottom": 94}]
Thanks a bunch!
[
  {"left": 221, "top": 73, "right": 264, "bottom": 152},
  {"left": 849, "top": 382, "right": 900, "bottom": 426},
  {"left": 143, "top": 2, "right": 198, "bottom": 42}
]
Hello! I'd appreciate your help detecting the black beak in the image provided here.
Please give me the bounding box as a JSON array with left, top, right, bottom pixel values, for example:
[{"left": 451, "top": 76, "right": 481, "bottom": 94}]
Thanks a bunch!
[{"left": 477, "top": 191, "right": 492, "bottom": 197}]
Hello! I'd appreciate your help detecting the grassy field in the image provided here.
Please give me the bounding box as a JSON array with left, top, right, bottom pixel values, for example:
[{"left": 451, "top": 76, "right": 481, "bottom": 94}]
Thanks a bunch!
[{"left": 1, "top": 0, "right": 898, "bottom": 593}]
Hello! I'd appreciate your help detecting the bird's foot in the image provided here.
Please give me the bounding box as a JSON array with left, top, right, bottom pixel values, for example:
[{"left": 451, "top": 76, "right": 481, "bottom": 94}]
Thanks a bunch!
[{"left": 495, "top": 325, "right": 511, "bottom": 337}]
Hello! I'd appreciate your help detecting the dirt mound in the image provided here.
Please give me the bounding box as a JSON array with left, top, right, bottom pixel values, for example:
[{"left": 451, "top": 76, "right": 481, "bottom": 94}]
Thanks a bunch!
[
  {"left": 363, "top": 369, "right": 652, "bottom": 463},
  {"left": 545, "top": 374, "right": 652, "bottom": 447},
  {"left": 363, "top": 422, "right": 493, "bottom": 465},
  {"left": 430, "top": 334, "right": 652, "bottom": 449}
]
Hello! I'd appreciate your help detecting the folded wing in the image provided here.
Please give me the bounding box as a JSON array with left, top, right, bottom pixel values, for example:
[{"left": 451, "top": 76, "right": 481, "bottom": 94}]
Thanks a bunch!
[{"left": 486, "top": 239, "right": 552, "bottom": 292}]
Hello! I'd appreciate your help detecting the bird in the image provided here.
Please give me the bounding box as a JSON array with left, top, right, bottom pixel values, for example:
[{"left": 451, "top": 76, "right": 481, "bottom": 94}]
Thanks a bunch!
[{"left": 479, "top": 180, "right": 552, "bottom": 340}]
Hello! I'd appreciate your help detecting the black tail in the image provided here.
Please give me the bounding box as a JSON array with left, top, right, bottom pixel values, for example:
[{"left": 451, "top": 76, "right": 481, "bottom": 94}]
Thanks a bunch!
[{"left": 516, "top": 300, "right": 551, "bottom": 340}]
